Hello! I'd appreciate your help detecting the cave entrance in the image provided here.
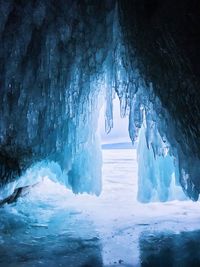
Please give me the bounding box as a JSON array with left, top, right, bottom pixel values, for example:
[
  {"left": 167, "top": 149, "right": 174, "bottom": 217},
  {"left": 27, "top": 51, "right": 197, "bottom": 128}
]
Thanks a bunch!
[{"left": 97, "top": 96, "right": 139, "bottom": 201}]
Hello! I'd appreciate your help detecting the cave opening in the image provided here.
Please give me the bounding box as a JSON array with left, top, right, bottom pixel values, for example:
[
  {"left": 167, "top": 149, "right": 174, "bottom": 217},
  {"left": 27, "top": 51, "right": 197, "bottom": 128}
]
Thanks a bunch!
[{"left": 1, "top": 0, "right": 200, "bottom": 266}]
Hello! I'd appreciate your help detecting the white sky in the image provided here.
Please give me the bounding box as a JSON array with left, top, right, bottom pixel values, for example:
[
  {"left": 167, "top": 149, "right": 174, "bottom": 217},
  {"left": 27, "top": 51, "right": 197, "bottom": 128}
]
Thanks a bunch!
[{"left": 98, "top": 97, "right": 130, "bottom": 144}]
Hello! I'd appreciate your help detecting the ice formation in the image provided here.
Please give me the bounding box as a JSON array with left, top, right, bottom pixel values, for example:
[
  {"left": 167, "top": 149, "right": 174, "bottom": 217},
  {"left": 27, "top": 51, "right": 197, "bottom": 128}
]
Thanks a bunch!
[
  {"left": 137, "top": 124, "right": 187, "bottom": 202},
  {"left": 0, "top": 0, "right": 109, "bottom": 196},
  {"left": 0, "top": 0, "right": 200, "bottom": 202}
]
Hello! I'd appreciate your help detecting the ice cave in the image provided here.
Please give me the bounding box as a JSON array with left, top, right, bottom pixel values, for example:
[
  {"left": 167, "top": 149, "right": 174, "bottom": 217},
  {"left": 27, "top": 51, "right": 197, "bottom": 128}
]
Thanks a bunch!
[{"left": 0, "top": 0, "right": 200, "bottom": 266}]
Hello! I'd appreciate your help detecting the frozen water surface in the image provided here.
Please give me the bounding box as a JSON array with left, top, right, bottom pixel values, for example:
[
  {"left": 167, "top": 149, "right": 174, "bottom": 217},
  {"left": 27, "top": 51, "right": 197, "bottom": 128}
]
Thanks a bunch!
[{"left": 1, "top": 149, "right": 200, "bottom": 267}]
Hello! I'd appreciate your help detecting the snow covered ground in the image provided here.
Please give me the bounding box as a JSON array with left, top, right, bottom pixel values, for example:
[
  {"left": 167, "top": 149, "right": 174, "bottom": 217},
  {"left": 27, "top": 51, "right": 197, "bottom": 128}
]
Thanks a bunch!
[{"left": 0, "top": 148, "right": 200, "bottom": 267}]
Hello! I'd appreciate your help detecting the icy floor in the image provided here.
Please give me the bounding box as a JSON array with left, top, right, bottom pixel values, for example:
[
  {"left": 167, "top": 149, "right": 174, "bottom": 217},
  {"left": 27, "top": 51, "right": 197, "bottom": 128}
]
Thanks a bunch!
[{"left": 1, "top": 149, "right": 200, "bottom": 267}]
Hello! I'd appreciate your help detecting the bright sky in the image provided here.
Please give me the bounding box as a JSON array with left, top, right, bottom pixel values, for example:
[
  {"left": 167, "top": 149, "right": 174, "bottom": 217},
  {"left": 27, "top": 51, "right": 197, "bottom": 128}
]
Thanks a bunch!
[{"left": 98, "top": 97, "right": 130, "bottom": 144}]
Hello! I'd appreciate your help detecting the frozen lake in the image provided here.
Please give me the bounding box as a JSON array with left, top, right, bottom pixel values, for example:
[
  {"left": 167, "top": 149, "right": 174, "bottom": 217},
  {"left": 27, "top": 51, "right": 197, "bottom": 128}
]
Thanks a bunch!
[{"left": 1, "top": 148, "right": 200, "bottom": 266}]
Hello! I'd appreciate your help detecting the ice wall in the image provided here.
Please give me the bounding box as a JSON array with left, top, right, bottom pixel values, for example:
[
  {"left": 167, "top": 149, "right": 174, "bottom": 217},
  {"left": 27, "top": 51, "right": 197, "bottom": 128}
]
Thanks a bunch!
[{"left": 0, "top": 0, "right": 115, "bottom": 196}]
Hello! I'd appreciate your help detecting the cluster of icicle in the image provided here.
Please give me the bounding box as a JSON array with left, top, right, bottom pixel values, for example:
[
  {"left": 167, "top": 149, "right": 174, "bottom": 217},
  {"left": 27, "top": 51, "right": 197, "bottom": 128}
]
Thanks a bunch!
[{"left": 106, "top": 4, "right": 198, "bottom": 202}]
